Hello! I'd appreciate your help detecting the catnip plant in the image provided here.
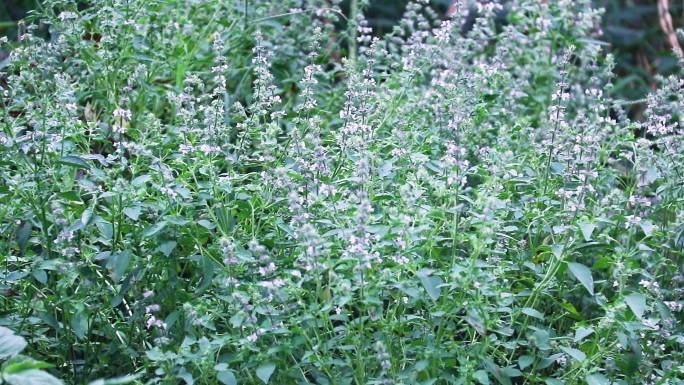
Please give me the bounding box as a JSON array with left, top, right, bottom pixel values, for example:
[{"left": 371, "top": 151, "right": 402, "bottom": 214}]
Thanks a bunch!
[{"left": 0, "top": 0, "right": 682, "bottom": 385}]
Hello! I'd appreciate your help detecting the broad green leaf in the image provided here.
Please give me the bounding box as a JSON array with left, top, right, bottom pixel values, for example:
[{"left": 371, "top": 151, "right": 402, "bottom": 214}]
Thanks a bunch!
[
  {"left": 71, "top": 309, "right": 89, "bottom": 340},
  {"left": 625, "top": 292, "right": 646, "bottom": 319},
  {"left": 545, "top": 379, "right": 565, "bottom": 385},
  {"left": 586, "top": 373, "right": 609, "bottom": 385},
  {"left": 217, "top": 371, "right": 237, "bottom": 385},
  {"left": 568, "top": 262, "right": 594, "bottom": 295},
  {"left": 417, "top": 269, "right": 442, "bottom": 301},
  {"left": 256, "top": 362, "right": 275, "bottom": 384},
  {"left": 123, "top": 207, "right": 142, "bottom": 221},
  {"left": 578, "top": 222, "right": 596, "bottom": 241},
  {"left": 518, "top": 356, "right": 534, "bottom": 370},
  {"left": 177, "top": 367, "right": 194, "bottom": 385},
  {"left": 0, "top": 327, "right": 27, "bottom": 359},
  {"left": 3, "top": 358, "right": 52, "bottom": 374},
  {"left": 88, "top": 374, "right": 141, "bottom": 385},
  {"left": 143, "top": 221, "right": 168, "bottom": 238},
  {"left": 473, "top": 370, "right": 490, "bottom": 385},
  {"left": 561, "top": 347, "right": 586, "bottom": 362},
  {"left": 159, "top": 241, "right": 177, "bottom": 257},
  {"left": 522, "top": 307, "right": 545, "bottom": 320},
  {"left": 574, "top": 327, "right": 594, "bottom": 342},
  {"left": 551, "top": 244, "right": 564, "bottom": 259},
  {"left": 59, "top": 155, "right": 90, "bottom": 169},
  {"left": 81, "top": 209, "right": 93, "bottom": 226},
  {"left": 4, "top": 369, "right": 63, "bottom": 385},
  {"left": 639, "top": 220, "right": 655, "bottom": 237},
  {"left": 107, "top": 250, "right": 132, "bottom": 281}
]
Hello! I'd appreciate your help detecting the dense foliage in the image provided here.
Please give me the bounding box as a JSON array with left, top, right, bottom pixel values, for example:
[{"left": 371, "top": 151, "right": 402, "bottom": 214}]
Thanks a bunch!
[{"left": 1, "top": 1, "right": 683, "bottom": 384}]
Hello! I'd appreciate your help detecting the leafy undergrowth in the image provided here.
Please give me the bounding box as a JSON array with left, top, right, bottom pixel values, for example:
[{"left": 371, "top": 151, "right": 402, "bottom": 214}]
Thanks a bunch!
[{"left": 0, "top": 1, "right": 683, "bottom": 384}]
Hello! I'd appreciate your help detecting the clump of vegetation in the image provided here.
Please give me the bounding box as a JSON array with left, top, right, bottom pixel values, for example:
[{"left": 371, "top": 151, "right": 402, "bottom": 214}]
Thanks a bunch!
[{"left": 1, "top": 1, "right": 683, "bottom": 384}]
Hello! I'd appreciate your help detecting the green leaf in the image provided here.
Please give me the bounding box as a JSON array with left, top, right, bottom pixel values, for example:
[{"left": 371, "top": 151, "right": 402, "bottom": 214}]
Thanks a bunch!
[
  {"left": 256, "top": 362, "right": 275, "bottom": 384},
  {"left": 561, "top": 347, "right": 586, "bottom": 362},
  {"left": 107, "top": 250, "right": 132, "bottom": 281},
  {"left": 586, "top": 373, "right": 609, "bottom": 385},
  {"left": 59, "top": 155, "right": 90, "bottom": 169},
  {"left": 522, "top": 307, "right": 545, "bottom": 320},
  {"left": 625, "top": 292, "right": 646, "bottom": 319},
  {"left": 143, "top": 221, "right": 168, "bottom": 238},
  {"left": 574, "top": 327, "right": 594, "bottom": 342},
  {"left": 123, "top": 207, "right": 142, "bottom": 221},
  {"left": 217, "top": 371, "right": 237, "bottom": 385},
  {"left": 417, "top": 269, "right": 442, "bottom": 301},
  {"left": 639, "top": 220, "right": 655, "bottom": 237},
  {"left": 578, "top": 222, "right": 596, "bottom": 242},
  {"left": 71, "top": 310, "right": 89, "bottom": 340},
  {"left": 0, "top": 326, "right": 27, "bottom": 359},
  {"left": 568, "top": 262, "right": 594, "bottom": 295},
  {"left": 3, "top": 359, "right": 53, "bottom": 374},
  {"left": 88, "top": 374, "right": 141, "bottom": 385},
  {"left": 4, "top": 369, "right": 63, "bottom": 385},
  {"left": 544, "top": 379, "right": 565, "bottom": 385},
  {"left": 473, "top": 370, "right": 490, "bottom": 385},
  {"left": 131, "top": 174, "right": 151, "bottom": 187},
  {"left": 518, "top": 356, "right": 534, "bottom": 370},
  {"left": 16, "top": 221, "right": 32, "bottom": 257},
  {"left": 159, "top": 241, "right": 177, "bottom": 257}
]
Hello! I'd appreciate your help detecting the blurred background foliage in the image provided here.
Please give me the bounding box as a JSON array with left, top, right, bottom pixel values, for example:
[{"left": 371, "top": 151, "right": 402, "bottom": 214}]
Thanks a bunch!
[{"left": 1, "top": 0, "right": 682, "bottom": 116}]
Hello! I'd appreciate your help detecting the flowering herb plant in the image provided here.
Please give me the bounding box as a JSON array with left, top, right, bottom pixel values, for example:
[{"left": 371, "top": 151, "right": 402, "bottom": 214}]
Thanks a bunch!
[{"left": 0, "top": 1, "right": 683, "bottom": 384}]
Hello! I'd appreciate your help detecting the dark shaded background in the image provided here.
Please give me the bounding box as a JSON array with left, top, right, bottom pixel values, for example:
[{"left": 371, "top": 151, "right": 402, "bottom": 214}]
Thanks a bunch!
[{"left": 1, "top": 0, "right": 682, "bottom": 113}]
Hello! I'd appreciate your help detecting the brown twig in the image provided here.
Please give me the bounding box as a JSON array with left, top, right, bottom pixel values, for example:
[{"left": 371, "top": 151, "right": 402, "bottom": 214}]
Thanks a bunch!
[{"left": 657, "top": 0, "right": 683, "bottom": 56}]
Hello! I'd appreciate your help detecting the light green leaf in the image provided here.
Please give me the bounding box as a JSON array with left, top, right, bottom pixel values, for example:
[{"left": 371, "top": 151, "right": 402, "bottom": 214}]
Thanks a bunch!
[
  {"left": 217, "top": 371, "right": 237, "bottom": 385},
  {"left": 417, "top": 269, "right": 442, "bottom": 301},
  {"left": 586, "top": 373, "right": 609, "bottom": 385},
  {"left": 123, "top": 207, "right": 142, "bottom": 221},
  {"left": 561, "top": 347, "right": 586, "bottom": 362},
  {"left": 0, "top": 326, "right": 27, "bottom": 359},
  {"left": 518, "top": 356, "right": 534, "bottom": 370},
  {"left": 473, "top": 370, "right": 490, "bottom": 385},
  {"left": 522, "top": 307, "right": 545, "bottom": 320},
  {"left": 143, "top": 221, "right": 168, "bottom": 238},
  {"left": 256, "top": 362, "right": 275, "bottom": 384},
  {"left": 545, "top": 379, "right": 565, "bottom": 385},
  {"left": 4, "top": 369, "right": 63, "bottom": 385},
  {"left": 639, "top": 220, "right": 655, "bottom": 237},
  {"left": 625, "top": 292, "right": 646, "bottom": 319},
  {"left": 88, "top": 374, "right": 141, "bottom": 385},
  {"left": 578, "top": 222, "right": 596, "bottom": 242},
  {"left": 568, "top": 262, "right": 594, "bottom": 295},
  {"left": 59, "top": 155, "right": 90, "bottom": 169},
  {"left": 574, "top": 327, "right": 594, "bottom": 342}
]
